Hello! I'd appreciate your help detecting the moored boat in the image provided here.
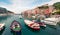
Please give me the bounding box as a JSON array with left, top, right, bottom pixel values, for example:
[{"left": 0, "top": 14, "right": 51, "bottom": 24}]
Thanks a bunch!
[
  {"left": 41, "top": 17, "right": 59, "bottom": 25},
  {"left": 10, "top": 20, "right": 21, "bottom": 32},
  {"left": 32, "top": 20, "right": 46, "bottom": 27},
  {"left": 24, "top": 20, "right": 40, "bottom": 30},
  {"left": 0, "top": 23, "right": 5, "bottom": 31}
]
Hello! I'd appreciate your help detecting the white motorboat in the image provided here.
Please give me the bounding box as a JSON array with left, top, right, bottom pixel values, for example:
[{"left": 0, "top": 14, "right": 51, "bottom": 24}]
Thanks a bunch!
[
  {"left": 24, "top": 20, "right": 40, "bottom": 30},
  {"left": 41, "top": 17, "right": 60, "bottom": 25}
]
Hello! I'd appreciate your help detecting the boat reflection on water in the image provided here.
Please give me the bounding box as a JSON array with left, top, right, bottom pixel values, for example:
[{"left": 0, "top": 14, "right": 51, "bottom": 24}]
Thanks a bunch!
[
  {"left": 40, "top": 26, "right": 46, "bottom": 30},
  {"left": 47, "top": 25, "right": 57, "bottom": 29},
  {"left": 0, "top": 26, "right": 5, "bottom": 35},
  {"left": 11, "top": 31, "right": 21, "bottom": 35}
]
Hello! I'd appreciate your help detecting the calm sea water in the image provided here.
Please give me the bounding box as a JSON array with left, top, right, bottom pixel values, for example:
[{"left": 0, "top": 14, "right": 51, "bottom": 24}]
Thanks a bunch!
[{"left": 0, "top": 15, "right": 60, "bottom": 35}]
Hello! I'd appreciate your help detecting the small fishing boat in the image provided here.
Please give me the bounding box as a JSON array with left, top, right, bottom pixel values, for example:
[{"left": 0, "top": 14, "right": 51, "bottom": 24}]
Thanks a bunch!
[
  {"left": 24, "top": 20, "right": 40, "bottom": 30},
  {"left": 10, "top": 20, "right": 21, "bottom": 32},
  {"left": 32, "top": 20, "right": 46, "bottom": 27},
  {"left": 0, "top": 23, "right": 5, "bottom": 31}
]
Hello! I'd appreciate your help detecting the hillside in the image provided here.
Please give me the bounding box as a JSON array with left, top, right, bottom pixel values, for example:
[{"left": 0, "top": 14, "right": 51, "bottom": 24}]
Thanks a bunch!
[{"left": 0, "top": 7, "right": 14, "bottom": 14}]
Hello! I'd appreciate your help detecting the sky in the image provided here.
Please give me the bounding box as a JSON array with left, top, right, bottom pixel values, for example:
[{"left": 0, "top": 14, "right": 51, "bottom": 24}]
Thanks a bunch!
[{"left": 0, "top": 0, "right": 60, "bottom": 14}]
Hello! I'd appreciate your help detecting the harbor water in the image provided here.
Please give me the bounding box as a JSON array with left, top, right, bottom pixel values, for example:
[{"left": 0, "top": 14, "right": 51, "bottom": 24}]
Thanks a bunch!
[{"left": 0, "top": 15, "right": 60, "bottom": 35}]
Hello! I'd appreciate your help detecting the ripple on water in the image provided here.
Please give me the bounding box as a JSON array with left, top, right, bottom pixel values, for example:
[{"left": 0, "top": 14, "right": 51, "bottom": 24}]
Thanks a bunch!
[{"left": 0, "top": 15, "right": 60, "bottom": 35}]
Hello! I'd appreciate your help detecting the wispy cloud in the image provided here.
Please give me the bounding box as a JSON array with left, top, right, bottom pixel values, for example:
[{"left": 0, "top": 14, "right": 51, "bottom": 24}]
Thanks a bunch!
[
  {"left": 48, "top": 0, "right": 60, "bottom": 5},
  {"left": 0, "top": 0, "right": 60, "bottom": 13}
]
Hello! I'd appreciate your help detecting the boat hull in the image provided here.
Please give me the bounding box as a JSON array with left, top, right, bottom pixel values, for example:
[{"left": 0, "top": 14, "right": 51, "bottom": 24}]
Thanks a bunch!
[
  {"left": 0, "top": 23, "right": 5, "bottom": 31},
  {"left": 10, "top": 20, "right": 21, "bottom": 32},
  {"left": 24, "top": 20, "right": 40, "bottom": 30},
  {"left": 0, "top": 26, "right": 5, "bottom": 31},
  {"left": 32, "top": 20, "right": 46, "bottom": 27},
  {"left": 41, "top": 17, "right": 59, "bottom": 25}
]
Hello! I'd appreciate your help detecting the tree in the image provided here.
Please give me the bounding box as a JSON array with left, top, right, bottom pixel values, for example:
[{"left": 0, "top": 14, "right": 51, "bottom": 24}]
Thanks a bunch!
[
  {"left": 38, "top": 6, "right": 48, "bottom": 9},
  {"left": 53, "top": 2, "right": 60, "bottom": 9},
  {"left": 55, "top": 10, "right": 60, "bottom": 15}
]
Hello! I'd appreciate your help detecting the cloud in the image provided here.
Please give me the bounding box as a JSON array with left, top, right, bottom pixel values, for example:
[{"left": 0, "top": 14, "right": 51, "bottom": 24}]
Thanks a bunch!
[
  {"left": 0, "top": 0, "right": 36, "bottom": 13},
  {"left": 48, "top": 0, "right": 60, "bottom": 5},
  {"left": 0, "top": 0, "right": 60, "bottom": 14}
]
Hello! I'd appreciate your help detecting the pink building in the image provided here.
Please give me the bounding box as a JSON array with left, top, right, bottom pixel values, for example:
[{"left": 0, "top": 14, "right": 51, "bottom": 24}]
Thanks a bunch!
[
  {"left": 27, "top": 10, "right": 32, "bottom": 18},
  {"left": 23, "top": 4, "right": 54, "bottom": 18},
  {"left": 32, "top": 8, "right": 40, "bottom": 15},
  {"left": 44, "top": 5, "right": 54, "bottom": 15}
]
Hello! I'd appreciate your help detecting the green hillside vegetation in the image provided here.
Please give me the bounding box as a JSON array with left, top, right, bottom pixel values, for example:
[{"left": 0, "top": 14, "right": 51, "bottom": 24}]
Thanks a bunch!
[
  {"left": 53, "top": 2, "right": 60, "bottom": 9},
  {"left": 53, "top": 2, "right": 60, "bottom": 15}
]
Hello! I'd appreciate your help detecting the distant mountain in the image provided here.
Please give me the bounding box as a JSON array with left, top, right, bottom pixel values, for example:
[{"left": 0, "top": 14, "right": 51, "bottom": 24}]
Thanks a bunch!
[
  {"left": 0, "top": 7, "right": 14, "bottom": 14},
  {"left": 7, "top": 11, "right": 14, "bottom": 14}
]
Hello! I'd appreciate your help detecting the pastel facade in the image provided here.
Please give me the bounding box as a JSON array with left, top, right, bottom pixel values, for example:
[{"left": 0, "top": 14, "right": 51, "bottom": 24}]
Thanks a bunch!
[{"left": 22, "top": 4, "right": 54, "bottom": 18}]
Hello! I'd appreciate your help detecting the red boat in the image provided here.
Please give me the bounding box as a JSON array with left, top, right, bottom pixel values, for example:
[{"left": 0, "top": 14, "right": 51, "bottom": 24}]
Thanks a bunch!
[
  {"left": 32, "top": 20, "right": 46, "bottom": 27},
  {"left": 24, "top": 20, "right": 40, "bottom": 30},
  {"left": 10, "top": 20, "right": 21, "bottom": 32}
]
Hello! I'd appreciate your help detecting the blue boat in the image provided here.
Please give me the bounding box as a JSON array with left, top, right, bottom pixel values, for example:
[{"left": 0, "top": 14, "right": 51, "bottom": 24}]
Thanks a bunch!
[{"left": 10, "top": 20, "right": 21, "bottom": 32}]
